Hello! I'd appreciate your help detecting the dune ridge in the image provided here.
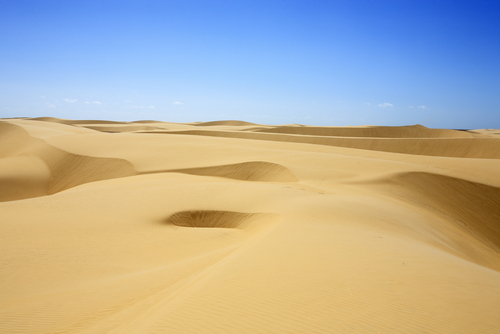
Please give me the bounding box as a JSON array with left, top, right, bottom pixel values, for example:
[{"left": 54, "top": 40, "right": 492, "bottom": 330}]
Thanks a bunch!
[
  {"left": 254, "top": 124, "right": 473, "bottom": 138},
  {"left": 0, "top": 120, "right": 136, "bottom": 200},
  {"left": 159, "top": 129, "right": 500, "bottom": 158},
  {"left": 1, "top": 117, "right": 500, "bottom": 334},
  {"left": 193, "top": 120, "right": 260, "bottom": 126},
  {"left": 144, "top": 161, "right": 298, "bottom": 182},
  {"left": 387, "top": 172, "right": 500, "bottom": 252},
  {"left": 80, "top": 124, "right": 165, "bottom": 133}
]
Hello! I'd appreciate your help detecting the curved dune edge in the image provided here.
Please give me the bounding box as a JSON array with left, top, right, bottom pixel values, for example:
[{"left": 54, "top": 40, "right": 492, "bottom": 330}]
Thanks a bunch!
[
  {"left": 37, "top": 144, "right": 136, "bottom": 194},
  {"left": 0, "top": 156, "right": 50, "bottom": 202},
  {"left": 368, "top": 171, "right": 500, "bottom": 272},
  {"left": 387, "top": 172, "right": 500, "bottom": 253},
  {"left": 0, "top": 121, "right": 136, "bottom": 199},
  {"left": 193, "top": 120, "right": 260, "bottom": 126},
  {"left": 255, "top": 124, "right": 473, "bottom": 138},
  {"left": 157, "top": 129, "right": 500, "bottom": 159},
  {"left": 0, "top": 121, "right": 44, "bottom": 157},
  {"left": 80, "top": 124, "right": 165, "bottom": 133},
  {"left": 166, "top": 210, "right": 281, "bottom": 231},
  {"left": 31, "top": 117, "right": 128, "bottom": 125},
  {"left": 144, "top": 161, "right": 298, "bottom": 182}
]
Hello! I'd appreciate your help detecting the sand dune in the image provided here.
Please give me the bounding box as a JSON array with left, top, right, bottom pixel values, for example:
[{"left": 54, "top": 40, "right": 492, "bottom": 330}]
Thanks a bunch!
[
  {"left": 0, "top": 121, "right": 135, "bottom": 199},
  {"left": 193, "top": 120, "right": 260, "bottom": 126},
  {"left": 151, "top": 161, "right": 298, "bottom": 182},
  {"left": 389, "top": 172, "right": 500, "bottom": 251},
  {"left": 1, "top": 118, "right": 500, "bottom": 333},
  {"left": 254, "top": 124, "right": 474, "bottom": 138},
  {"left": 160, "top": 129, "right": 500, "bottom": 158}
]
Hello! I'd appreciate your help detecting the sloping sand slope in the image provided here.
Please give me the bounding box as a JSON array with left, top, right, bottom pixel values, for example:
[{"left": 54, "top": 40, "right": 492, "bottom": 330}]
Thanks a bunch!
[{"left": 1, "top": 118, "right": 500, "bottom": 333}]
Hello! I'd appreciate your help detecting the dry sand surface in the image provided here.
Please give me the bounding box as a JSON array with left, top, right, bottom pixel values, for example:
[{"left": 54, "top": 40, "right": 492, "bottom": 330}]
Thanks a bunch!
[{"left": 1, "top": 117, "right": 500, "bottom": 333}]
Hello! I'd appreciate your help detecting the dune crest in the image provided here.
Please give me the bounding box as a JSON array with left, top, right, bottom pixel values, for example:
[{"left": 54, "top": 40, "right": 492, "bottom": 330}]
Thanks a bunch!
[
  {"left": 388, "top": 172, "right": 500, "bottom": 252},
  {"left": 193, "top": 120, "right": 260, "bottom": 126},
  {"left": 154, "top": 161, "right": 298, "bottom": 182},
  {"left": 162, "top": 129, "right": 500, "bottom": 158},
  {"left": 0, "top": 120, "right": 136, "bottom": 198},
  {"left": 254, "top": 124, "right": 473, "bottom": 138}
]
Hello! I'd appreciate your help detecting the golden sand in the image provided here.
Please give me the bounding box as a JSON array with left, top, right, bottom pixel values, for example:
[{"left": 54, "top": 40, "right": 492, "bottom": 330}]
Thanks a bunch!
[{"left": 1, "top": 118, "right": 499, "bottom": 333}]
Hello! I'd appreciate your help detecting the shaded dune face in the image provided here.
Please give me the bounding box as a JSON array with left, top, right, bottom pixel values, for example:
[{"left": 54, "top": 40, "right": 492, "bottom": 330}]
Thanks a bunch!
[
  {"left": 389, "top": 172, "right": 500, "bottom": 253},
  {"left": 0, "top": 156, "right": 50, "bottom": 202},
  {"left": 163, "top": 161, "right": 298, "bottom": 182},
  {"left": 0, "top": 121, "right": 136, "bottom": 199},
  {"left": 193, "top": 120, "right": 259, "bottom": 126},
  {"left": 163, "top": 129, "right": 500, "bottom": 159},
  {"left": 254, "top": 124, "right": 473, "bottom": 138},
  {"left": 166, "top": 210, "right": 281, "bottom": 230},
  {"left": 40, "top": 146, "right": 135, "bottom": 194},
  {"left": 79, "top": 125, "right": 165, "bottom": 132},
  {"left": 31, "top": 117, "right": 128, "bottom": 125},
  {"left": 0, "top": 121, "right": 42, "bottom": 157}
]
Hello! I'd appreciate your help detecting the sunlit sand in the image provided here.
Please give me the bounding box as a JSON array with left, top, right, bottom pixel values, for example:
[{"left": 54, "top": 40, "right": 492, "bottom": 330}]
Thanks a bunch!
[{"left": 1, "top": 117, "right": 499, "bottom": 333}]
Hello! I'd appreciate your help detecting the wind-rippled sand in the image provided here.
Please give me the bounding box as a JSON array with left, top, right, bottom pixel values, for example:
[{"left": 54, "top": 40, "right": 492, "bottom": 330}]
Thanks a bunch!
[{"left": 1, "top": 117, "right": 500, "bottom": 333}]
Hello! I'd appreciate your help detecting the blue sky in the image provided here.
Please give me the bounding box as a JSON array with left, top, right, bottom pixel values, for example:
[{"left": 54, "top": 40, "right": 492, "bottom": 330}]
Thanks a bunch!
[{"left": 1, "top": 0, "right": 499, "bottom": 128}]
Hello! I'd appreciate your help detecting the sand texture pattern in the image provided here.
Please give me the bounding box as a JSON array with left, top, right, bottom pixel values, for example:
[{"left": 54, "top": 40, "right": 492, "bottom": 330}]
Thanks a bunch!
[{"left": 1, "top": 118, "right": 500, "bottom": 333}]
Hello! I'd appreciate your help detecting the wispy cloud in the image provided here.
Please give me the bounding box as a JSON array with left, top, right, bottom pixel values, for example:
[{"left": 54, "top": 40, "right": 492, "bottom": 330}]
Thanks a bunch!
[
  {"left": 125, "top": 100, "right": 132, "bottom": 103},
  {"left": 148, "top": 106, "right": 155, "bottom": 109},
  {"left": 46, "top": 103, "right": 56, "bottom": 108},
  {"left": 378, "top": 102, "right": 393, "bottom": 108},
  {"left": 85, "top": 101, "right": 101, "bottom": 104},
  {"left": 418, "top": 105, "right": 427, "bottom": 109},
  {"left": 173, "top": 101, "right": 183, "bottom": 105},
  {"left": 365, "top": 102, "right": 370, "bottom": 106},
  {"left": 64, "top": 98, "right": 77, "bottom": 103},
  {"left": 40, "top": 96, "right": 46, "bottom": 99}
]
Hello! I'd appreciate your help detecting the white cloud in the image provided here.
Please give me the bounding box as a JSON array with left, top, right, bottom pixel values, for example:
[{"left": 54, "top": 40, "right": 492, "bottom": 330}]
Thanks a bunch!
[
  {"left": 365, "top": 102, "right": 370, "bottom": 106},
  {"left": 64, "top": 98, "right": 77, "bottom": 103},
  {"left": 85, "top": 101, "right": 101, "bottom": 104},
  {"left": 408, "top": 106, "right": 414, "bottom": 108},
  {"left": 40, "top": 96, "right": 46, "bottom": 99},
  {"left": 46, "top": 103, "right": 56, "bottom": 108},
  {"left": 173, "top": 101, "right": 183, "bottom": 105},
  {"left": 127, "top": 105, "right": 155, "bottom": 109},
  {"left": 378, "top": 102, "right": 393, "bottom": 108},
  {"left": 125, "top": 100, "right": 132, "bottom": 103},
  {"left": 418, "top": 105, "right": 426, "bottom": 109}
]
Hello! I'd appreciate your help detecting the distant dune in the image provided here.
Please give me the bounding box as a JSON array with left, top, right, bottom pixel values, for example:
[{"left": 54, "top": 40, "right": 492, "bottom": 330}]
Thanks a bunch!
[{"left": 1, "top": 118, "right": 499, "bottom": 333}]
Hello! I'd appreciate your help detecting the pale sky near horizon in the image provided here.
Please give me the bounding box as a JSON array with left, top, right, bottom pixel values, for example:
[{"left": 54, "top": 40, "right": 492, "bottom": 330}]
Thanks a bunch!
[{"left": 1, "top": 0, "right": 499, "bottom": 128}]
